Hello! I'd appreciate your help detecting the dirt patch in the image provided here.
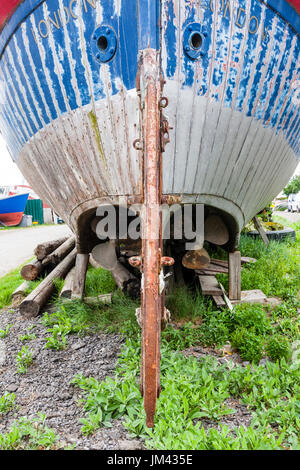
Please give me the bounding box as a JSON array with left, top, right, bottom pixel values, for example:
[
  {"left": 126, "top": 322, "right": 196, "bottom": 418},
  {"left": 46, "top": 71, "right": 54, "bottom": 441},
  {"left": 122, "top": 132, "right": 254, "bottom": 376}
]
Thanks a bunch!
[
  {"left": 198, "top": 397, "right": 253, "bottom": 433},
  {"left": 182, "top": 344, "right": 244, "bottom": 367}
]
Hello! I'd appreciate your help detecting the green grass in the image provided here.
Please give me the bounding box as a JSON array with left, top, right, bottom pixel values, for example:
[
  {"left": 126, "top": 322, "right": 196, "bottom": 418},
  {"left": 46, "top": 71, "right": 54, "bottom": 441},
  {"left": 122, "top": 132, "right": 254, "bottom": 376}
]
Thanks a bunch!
[
  {"left": 0, "top": 223, "right": 58, "bottom": 232},
  {"left": 0, "top": 259, "right": 37, "bottom": 310},
  {"left": 0, "top": 393, "right": 15, "bottom": 415}
]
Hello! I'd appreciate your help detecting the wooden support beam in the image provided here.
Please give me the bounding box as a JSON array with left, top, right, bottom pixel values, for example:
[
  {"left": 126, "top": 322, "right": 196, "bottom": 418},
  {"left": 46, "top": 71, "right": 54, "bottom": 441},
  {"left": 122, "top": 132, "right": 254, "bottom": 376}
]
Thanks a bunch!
[
  {"left": 253, "top": 216, "right": 270, "bottom": 247},
  {"left": 19, "top": 248, "right": 76, "bottom": 318},
  {"left": 60, "top": 267, "right": 75, "bottom": 299},
  {"left": 228, "top": 250, "right": 241, "bottom": 301},
  {"left": 72, "top": 253, "right": 90, "bottom": 300}
]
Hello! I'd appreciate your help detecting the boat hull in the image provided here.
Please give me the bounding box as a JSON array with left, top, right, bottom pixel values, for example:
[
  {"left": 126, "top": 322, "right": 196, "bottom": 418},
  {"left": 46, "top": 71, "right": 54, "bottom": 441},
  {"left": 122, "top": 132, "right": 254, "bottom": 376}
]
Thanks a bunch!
[
  {"left": 0, "top": 0, "right": 299, "bottom": 247},
  {"left": 0, "top": 193, "right": 29, "bottom": 226}
]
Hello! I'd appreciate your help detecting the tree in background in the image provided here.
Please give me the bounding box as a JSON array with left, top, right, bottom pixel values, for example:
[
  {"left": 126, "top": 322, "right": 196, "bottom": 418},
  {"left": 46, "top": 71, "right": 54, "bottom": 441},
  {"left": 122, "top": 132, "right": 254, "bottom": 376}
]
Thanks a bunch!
[{"left": 283, "top": 175, "right": 300, "bottom": 196}]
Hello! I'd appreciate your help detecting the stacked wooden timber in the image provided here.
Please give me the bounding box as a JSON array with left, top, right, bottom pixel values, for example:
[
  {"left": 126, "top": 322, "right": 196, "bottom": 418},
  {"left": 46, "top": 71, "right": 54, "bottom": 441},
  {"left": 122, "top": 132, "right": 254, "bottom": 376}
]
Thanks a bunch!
[
  {"left": 13, "top": 235, "right": 77, "bottom": 317},
  {"left": 15, "top": 236, "right": 127, "bottom": 318}
]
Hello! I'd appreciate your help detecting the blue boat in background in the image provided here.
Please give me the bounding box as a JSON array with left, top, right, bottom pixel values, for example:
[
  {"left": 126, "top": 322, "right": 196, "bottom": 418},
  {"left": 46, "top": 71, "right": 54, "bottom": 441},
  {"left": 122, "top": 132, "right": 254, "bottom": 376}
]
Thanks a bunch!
[{"left": 0, "top": 193, "right": 29, "bottom": 226}]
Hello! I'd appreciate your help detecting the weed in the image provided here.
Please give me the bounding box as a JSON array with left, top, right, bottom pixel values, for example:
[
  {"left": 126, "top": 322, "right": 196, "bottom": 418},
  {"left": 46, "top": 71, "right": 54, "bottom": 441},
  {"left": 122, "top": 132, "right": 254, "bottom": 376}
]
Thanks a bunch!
[
  {"left": 265, "top": 335, "right": 292, "bottom": 362},
  {"left": 85, "top": 266, "right": 116, "bottom": 297},
  {"left": 230, "top": 328, "right": 264, "bottom": 364},
  {"left": 16, "top": 346, "right": 33, "bottom": 374},
  {"left": 0, "top": 324, "right": 13, "bottom": 338},
  {"left": 232, "top": 304, "right": 270, "bottom": 336},
  {"left": 19, "top": 332, "right": 36, "bottom": 342},
  {"left": 0, "top": 414, "right": 70, "bottom": 450},
  {"left": 42, "top": 304, "right": 89, "bottom": 349},
  {"left": 0, "top": 392, "right": 15, "bottom": 415}
]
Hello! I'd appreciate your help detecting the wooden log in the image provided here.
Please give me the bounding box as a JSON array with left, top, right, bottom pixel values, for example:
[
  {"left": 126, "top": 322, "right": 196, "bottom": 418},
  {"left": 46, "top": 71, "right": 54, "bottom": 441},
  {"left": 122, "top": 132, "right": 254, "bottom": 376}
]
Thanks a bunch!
[
  {"left": 72, "top": 253, "right": 90, "bottom": 300},
  {"left": 42, "top": 237, "right": 76, "bottom": 266},
  {"left": 228, "top": 251, "right": 241, "bottom": 301},
  {"left": 91, "top": 241, "right": 140, "bottom": 297},
  {"left": 252, "top": 216, "right": 270, "bottom": 247},
  {"left": 60, "top": 267, "right": 75, "bottom": 299},
  {"left": 84, "top": 294, "right": 112, "bottom": 305},
  {"left": 195, "top": 263, "right": 228, "bottom": 274},
  {"left": 111, "top": 262, "right": 140, "bottom": 299},
  {"left": 19, "top": 248, "right": 77, "bottom": 318},
  {"left": 11, "top": 281, "right": 30, "bottom": 305},
  {"left": 241, "top": 256, "right": 257, "bottom": 264},
  {"left": 12, "top": 280, "right": 30, "bottom": 299},
  {"left": 34, "top": 236, "right": 69, "bottom": 260},
  {"left": 20, "top": 259, "right": 44, "bottom": 281}
]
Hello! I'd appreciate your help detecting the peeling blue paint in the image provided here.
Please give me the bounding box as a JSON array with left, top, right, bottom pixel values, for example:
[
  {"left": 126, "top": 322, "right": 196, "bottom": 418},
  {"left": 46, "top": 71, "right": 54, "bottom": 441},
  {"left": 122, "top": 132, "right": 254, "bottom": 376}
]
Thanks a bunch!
[{"left": 0, "top": 0, "right": 298, "bottom": 164}]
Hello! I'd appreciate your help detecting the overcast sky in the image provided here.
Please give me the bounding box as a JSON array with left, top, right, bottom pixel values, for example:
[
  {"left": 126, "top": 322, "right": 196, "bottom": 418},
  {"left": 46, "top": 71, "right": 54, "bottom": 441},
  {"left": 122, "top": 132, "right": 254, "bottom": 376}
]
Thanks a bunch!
[
  {"left": 0, "top": 134, "right": 25, "bottom": 186},
  {"left": 0, "top": 133, "right": 299, "bottom": 189}
]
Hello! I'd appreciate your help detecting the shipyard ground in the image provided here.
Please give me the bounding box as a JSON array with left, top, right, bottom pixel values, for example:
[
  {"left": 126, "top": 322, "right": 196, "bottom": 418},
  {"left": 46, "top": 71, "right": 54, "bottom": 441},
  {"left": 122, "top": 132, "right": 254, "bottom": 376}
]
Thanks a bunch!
[{"left": 0, "top": 213, "right": 299, "bottom": 450}]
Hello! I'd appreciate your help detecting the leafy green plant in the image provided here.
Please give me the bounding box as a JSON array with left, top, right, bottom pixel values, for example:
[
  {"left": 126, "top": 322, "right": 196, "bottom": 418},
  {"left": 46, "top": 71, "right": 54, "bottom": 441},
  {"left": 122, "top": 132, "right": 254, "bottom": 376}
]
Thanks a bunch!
[
  {"left": 0, "top": 324, "right": 13, "bottom": 338},
  {"left": 198, "top": 315, "right": 230, "bottom": 347},
  {"left": 72, "top": 332, "right": 299, "bottom": 450},
  {"left": 16, "top": 346, "right": 33, "bottom": 374},
  {"left": 230, "top": 328, "right": 264, "bottom": 364},
  {"left": 42, "top": 304, "right": 89, "bottom": 349},
  {"left": 283, "top": 174, "right": 300, "bottom": 196},
  {"left": 19, "top": 332, "right": 36, "bottom": 342},
  {"left": 0, "top": 393, "right": 15, "bottom": 415},
  {"left": 44, "top": 324, "right": 69, "bottom": 350},
  {"left": 265, "top": 335, "right": 292, "bottom": 361},
  {"left": 0, "top": 414, "right": 70, "bottom": 450},
  {"left": 232, "top": 304, "right": 270, "bottom": 336}
]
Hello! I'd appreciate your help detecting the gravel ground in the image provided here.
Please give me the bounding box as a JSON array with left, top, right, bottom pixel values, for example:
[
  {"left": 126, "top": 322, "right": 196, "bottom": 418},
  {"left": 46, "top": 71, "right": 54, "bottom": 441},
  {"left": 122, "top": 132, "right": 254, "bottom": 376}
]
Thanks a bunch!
[{"left": 0, "top": 307, "right": 143, "bottom": 450}]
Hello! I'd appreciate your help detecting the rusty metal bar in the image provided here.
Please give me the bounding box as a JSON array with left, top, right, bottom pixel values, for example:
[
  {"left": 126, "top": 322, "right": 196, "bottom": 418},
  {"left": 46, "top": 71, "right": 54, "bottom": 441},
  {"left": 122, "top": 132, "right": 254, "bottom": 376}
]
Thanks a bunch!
[{"left": 138, "top": 48, "right": 163, "bottom": 428}]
